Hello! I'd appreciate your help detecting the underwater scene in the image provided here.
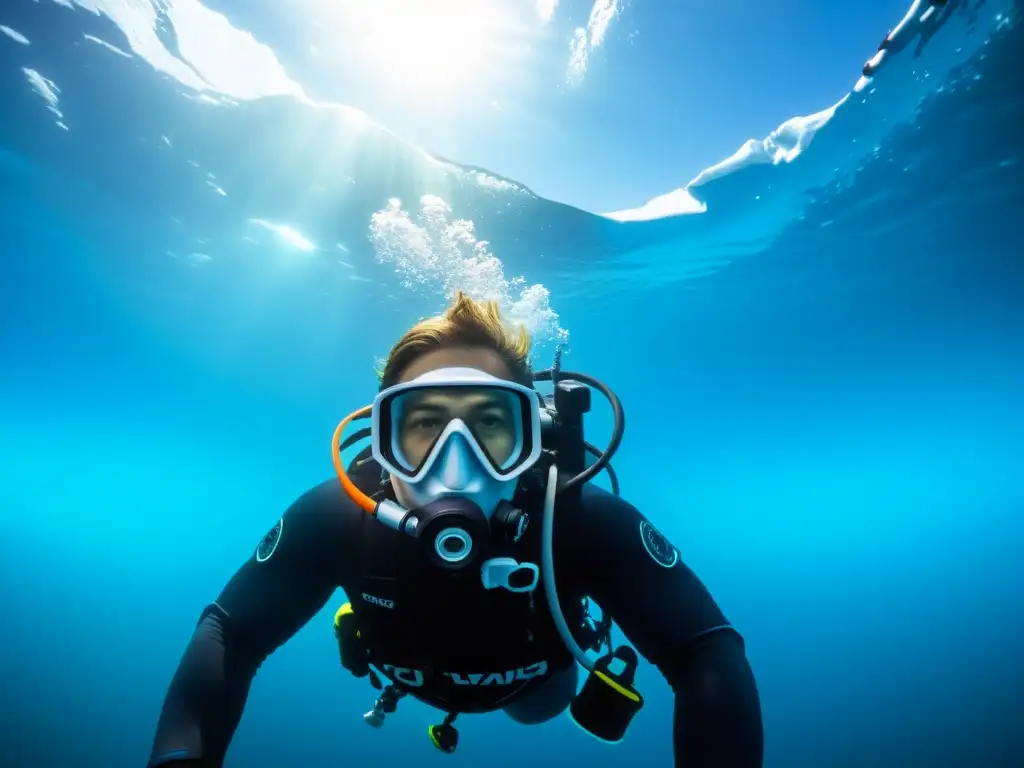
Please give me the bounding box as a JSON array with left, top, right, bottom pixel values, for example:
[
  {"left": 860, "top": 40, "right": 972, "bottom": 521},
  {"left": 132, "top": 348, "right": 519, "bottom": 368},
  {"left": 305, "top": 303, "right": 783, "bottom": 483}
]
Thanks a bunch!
[{"left": 0, "top": 1, "right": 1021, "bottom": 766}]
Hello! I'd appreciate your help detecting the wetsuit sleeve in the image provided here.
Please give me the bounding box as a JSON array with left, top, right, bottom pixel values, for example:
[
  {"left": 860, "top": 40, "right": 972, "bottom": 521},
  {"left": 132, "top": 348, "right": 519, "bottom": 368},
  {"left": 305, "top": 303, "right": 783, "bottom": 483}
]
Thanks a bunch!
[
  {"left": 560, "top": 486, "right": 764, "bottom": 768},
  {"left": 148, "top": 480, "right": 362, "bottom": 768}
]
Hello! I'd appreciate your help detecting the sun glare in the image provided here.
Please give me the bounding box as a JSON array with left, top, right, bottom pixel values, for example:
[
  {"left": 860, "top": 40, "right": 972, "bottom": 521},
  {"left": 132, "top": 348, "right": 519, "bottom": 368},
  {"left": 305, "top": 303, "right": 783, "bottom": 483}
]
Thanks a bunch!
[{"left": 336, "top": 0, "right": 512, "bottom": 96}]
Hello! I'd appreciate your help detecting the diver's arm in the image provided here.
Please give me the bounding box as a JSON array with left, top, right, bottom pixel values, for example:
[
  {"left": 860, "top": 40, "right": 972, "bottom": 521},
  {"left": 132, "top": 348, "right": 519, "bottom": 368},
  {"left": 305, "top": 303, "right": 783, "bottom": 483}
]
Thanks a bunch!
[
  {"left": 563, "top": 487, "right": 764, "bottom": 768},
  {"left": 148, "top": 480, "right": 360, "bottom": 768}
]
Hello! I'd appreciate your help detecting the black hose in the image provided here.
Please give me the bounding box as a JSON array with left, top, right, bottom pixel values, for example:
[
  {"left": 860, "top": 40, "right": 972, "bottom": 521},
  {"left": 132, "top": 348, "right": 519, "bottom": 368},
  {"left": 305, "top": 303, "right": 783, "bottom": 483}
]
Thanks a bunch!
[
  {"left": 585, "top": 440, "right": 620, "bottom": 495},
  {"left": 533, "top": 369, "right": 625, "bottom": 494}
]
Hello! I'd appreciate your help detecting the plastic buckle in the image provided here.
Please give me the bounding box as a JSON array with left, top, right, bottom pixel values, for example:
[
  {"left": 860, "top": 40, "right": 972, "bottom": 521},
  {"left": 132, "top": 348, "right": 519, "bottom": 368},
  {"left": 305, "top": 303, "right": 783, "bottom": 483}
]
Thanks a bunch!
[{"left": 480, "top": 557, "right": 539, "bottom": 593}]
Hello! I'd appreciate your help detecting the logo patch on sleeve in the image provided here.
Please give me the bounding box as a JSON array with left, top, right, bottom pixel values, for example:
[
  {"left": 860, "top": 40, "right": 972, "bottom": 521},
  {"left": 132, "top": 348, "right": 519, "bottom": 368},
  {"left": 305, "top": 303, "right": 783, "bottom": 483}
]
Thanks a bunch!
[
  {"left": 256, "top": 518, "right": 283, "bottom": 563},
  {"left": 640, "top": 519, "right": 679, "bottom": 568}
]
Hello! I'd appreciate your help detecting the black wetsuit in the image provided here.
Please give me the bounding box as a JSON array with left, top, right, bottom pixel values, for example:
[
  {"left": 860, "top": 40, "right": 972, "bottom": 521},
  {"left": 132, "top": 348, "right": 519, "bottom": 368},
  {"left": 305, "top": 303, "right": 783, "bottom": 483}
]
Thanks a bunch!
[{"left": 148, "top": 476, "right": 763, "bottom": 767}]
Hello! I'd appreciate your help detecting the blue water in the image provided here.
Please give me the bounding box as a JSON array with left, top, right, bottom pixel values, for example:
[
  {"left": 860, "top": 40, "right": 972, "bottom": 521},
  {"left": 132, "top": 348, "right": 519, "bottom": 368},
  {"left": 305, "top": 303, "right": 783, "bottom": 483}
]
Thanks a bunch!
[{"left": 1, "top": 2, "right": 1022, "bottom": 767}]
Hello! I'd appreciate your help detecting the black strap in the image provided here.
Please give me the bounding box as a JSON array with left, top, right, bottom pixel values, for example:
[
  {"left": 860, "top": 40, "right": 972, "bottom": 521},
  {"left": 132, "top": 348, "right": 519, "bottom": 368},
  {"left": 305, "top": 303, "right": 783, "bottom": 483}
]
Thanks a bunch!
[{"left": 340, "top": 426, "right": 372, "bottom": 454}]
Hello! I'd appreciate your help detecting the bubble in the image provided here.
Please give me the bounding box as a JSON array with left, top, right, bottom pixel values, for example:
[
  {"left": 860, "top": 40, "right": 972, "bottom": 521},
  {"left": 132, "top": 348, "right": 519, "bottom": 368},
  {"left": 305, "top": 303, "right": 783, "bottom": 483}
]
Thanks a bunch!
[{"left": 368, "top": 196, "right": 569, "bottom": 357}]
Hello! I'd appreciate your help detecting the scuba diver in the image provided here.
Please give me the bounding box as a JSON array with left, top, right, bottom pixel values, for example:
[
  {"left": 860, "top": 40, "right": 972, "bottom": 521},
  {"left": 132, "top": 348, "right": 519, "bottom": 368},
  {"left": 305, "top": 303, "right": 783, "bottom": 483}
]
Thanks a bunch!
[{"left": 148, "top": 292, "right": 764, "bottom": 768}]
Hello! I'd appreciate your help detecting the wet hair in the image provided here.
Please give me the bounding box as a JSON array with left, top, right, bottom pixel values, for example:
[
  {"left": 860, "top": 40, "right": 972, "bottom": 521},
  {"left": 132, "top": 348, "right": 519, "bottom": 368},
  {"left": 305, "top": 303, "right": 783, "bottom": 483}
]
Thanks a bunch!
[{"left": 378, "top": 291, "right": 533, "bottom": 390}]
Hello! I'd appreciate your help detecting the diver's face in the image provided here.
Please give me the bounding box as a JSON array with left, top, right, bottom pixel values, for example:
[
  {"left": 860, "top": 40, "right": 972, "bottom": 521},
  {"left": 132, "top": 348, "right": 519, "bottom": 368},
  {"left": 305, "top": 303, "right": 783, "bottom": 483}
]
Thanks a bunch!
[
  {"left": 390, "top": 346, "right": 518, "bottom": 506},
  {"left": 398, "top": 387, "right": 517, "bottom": 471}
]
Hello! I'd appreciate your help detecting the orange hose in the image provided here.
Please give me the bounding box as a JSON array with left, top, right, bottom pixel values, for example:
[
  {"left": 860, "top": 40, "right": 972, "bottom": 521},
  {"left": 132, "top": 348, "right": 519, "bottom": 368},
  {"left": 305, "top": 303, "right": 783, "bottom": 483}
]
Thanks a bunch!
[{"left": 332, "top": 405, "right": 376, "bottom": 514}]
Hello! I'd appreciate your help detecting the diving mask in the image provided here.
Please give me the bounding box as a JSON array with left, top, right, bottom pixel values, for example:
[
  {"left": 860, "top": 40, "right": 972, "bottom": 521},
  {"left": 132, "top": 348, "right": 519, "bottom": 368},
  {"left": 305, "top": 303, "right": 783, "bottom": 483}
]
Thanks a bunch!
[
  {"left": 333, "top": 367, "right": 544, "bottom": 575},
  {"left": 371, "top": 366, "right": 543, "bottom": 517}
]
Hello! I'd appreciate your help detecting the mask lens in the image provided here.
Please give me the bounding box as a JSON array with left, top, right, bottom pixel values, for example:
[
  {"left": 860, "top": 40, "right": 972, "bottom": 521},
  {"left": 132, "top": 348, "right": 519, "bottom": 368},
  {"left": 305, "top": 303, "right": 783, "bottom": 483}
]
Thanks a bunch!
[{"left": 385, "top": 385, "right": 528, "bottom": 477}]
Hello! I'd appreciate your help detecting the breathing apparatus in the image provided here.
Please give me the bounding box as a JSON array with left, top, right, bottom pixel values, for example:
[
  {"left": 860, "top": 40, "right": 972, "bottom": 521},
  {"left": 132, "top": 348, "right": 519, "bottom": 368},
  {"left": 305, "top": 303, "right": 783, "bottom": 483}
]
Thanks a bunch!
[{"left": 331, "top": 351, "right": 644, "bottom": 750}]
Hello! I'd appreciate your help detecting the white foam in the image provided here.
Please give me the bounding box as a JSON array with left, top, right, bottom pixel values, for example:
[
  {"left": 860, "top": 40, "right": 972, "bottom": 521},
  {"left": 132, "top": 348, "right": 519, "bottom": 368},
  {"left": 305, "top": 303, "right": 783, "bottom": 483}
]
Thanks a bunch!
[
  {"left": 23, "top": 67, "right": 68, "bottom": 129},
  {"left": 566, "top": 28, "right": 588, "bottom": 86},
  {"left": 23, "top": 69, "right": 60, "bottom": 114},
  {"left": 1, "top": 25, "right": 30, "bottom": 45},
  {"left": 436, "top": 158, "right": 530, "bottom": 196},
  {"left": 369, "top": 196, "right": 569, "bottom": 352},
  {"left": 83, "top": 33, "right": 132, "bottom": 58},
  {"left": 566, "top": 0, "right": 620, "bottom": 85},
  {"left": 587, "top": 0, "right": 618, "bottom": 49},
  {"left": 606, "top": 103, "right": 841, "bottom": 222},
  {"left": 470, "top": 171, "right": 526, "bottom": 195}
]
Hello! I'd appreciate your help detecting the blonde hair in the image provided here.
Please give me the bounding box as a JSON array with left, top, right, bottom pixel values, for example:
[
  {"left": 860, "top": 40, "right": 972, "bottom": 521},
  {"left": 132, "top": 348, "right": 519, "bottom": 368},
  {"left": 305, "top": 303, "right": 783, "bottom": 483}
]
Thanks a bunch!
[{"left": 378, "top": 292, "right": 533, "bottom": 390}]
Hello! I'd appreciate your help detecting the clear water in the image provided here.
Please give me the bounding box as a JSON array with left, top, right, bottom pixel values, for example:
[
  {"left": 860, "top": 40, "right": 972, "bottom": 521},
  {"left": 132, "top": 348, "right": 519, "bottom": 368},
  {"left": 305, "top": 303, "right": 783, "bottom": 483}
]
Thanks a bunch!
[{"left": 1, "top": 2, "right": 1021, "bottom": 767}]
